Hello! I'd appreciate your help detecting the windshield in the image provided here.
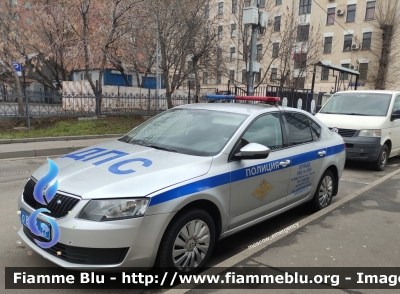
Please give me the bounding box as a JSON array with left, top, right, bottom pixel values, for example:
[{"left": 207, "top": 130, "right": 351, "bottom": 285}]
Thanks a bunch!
[
  {"left": 120, "top": 108, "right": 248, "bottom": 156},
  {"left": 319, "top": 93, "right": 392, "bottom": 116}
]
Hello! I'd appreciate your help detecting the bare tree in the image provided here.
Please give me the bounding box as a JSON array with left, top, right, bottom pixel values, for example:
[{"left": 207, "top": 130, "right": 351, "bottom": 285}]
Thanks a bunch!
[{"left": 369, "top": 0, "right": 400, "bottom": 89}]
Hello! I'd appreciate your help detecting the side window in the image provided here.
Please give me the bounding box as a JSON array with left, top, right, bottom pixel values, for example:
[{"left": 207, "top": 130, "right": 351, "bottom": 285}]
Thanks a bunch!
[
  {"left": 284, "top": 113, "right": 313, "bottom": 146},
  {"left": 392, "top": 96, "right": 400, "bottom": 114},
  {"left": 309, "top": 119, "right": 321, "bottom": 141},
  {"left": 241, "top": 113, "right": 283, "bottom": 150}
]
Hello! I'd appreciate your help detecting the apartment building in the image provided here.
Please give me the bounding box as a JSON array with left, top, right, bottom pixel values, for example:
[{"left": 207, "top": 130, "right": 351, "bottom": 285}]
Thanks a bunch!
[{"left": 204, "top": 0, "right": 392, "bottom": 93}]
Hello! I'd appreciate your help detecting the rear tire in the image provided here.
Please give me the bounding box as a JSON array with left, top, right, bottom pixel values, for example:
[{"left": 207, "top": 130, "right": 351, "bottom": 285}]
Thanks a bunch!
[
  {"left": 372, "top": 144, "right": 388, "bottom": 171},
  {"left": 157, "top": 208, "right": 215, "bottom": 274},
  {"left": 310, "top": 170, "right": 334, "bottom": 211}
]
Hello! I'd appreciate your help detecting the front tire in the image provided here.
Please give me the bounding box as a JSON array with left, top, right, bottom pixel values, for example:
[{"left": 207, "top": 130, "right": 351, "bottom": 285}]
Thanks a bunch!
[
  {"left": 372, "top": 144, "right": 388, "bottom": 171},
  {"left": 157, "top": 208, "right": 215, "bottom": 274},
  {"left": 310, "top": 170, "right": 334, "bottom": 211}
]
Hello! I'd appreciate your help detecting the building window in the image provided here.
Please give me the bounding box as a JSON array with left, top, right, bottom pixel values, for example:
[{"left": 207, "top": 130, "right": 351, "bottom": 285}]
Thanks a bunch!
[
  {"left": 216, "top": 71, "right": 222, "bottom": 84},
  {"left": 218, "top": 2, "right": 224, "bottom": 15},
  {"left": 321, "top": 67, "right": 329, "bottom": 80},
  {"left": 230, "top": 47, "right": 236, "bottom": 61},
  {"left": 231, "top": 23, "right": 236, "bottom": 37},
  {"left": 232, "top": 0, "right": 237, "bottom": 13},
  {"left": 359, "top": 63, "right": 368, "bottom": 80},
  {"left": 299, "top": 0, "right": 311, "bottom": 15},
  {"left": 204, "top": 3, "right": 209, "bottom": 18},
  {"left": 218, "top": 25, "right": 223, "bottom": 39},
  {"left": 324, "top": 37, "right": 332, "bottom": 54},
  {"left": 347, "top": 4, "right": 356, "bottom": 22},
  {"left": 256, "top": 44, "right": 262, "bottom": 60},
  {"left": 272, "top": 42, "right": 279, "bottom": 57},
  {"left": 26, "top": 17, "right": 32, "bottom": 25},
  {"left": 366, "top": 1, "right": 375, "bottom": 20},
  {"left": 294, "top": 53, "right": 307, "bottom": 69},
  {"left": 327, "top": 7, "right": 335, "bottom": 25},
  {"left": 25, "top": 2, "right": 31, "bottom": 9},
  {"left": 255, "top": 70, "right": 261, "bottom": 83},
  {"left": 274, "top": 16, "right": 281, "bottom": 32},
  {"left": 362, "top": 32, "right": 372, "bottom": 50},
  {"left": 270, "top": 68, "right": 278, "bottom": 81},
  {"left": 9, "top": 0, "right": 17, "bottom": 6},
  {"left": 229, "top": 70, "right": 235, "bottom": 81},
  {"left": 276, "top": 0, "right": 282, "bottom": 5},
  {"left": 343, "top": 34, "right": 353, "bottom": 51},
  {"left": 341, "top": 64, "right": 349, "bottom": 80},
  {"left": 259, "top": 0, "right": 266, "bottom": 8},
  {"left": 296, "top": 24, "right": 310, "bottom": 42},
  {"left": 217, "top": 47, "right": 222, "bottom": 60},
  {"left": 242, "top": 69, "right": 247, "bottom": 83},
  {"left": 203, "top": 72, "right": 208, "bottom": 84},
  {"left": 244, "top": 0, "right": 251, "bottom": 7}
]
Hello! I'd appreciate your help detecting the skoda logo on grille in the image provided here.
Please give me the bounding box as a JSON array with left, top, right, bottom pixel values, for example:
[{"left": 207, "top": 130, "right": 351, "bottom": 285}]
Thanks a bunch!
[{"left": 331, "top": 128, "right": 339, "bottom": 134}]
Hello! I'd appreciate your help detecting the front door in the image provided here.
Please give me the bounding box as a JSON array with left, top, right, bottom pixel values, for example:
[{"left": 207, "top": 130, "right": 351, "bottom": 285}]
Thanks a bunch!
[{"left": 229, "top": 112, "right": 291, "bottom": 230}]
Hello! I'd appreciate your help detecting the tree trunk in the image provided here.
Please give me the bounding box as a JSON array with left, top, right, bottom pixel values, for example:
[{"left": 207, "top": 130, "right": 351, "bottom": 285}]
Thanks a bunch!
[
  {"left": 7, "top": 59, "right": 24, "bottom": 115},
  {"left": 375, "top": 25, "right": 392, "bottom": 90}
]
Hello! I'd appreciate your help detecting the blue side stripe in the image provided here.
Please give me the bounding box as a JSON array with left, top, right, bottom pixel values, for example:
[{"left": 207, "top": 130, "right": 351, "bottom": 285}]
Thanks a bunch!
[
  {"left": 327, "top": 144, "right": 345, "bottom": 156},
  {"left": 148, "top": 143, "right": 345, "bottom": 206},
  {"left": 149, "top": 173, "right": 231, "bottom": 206}
]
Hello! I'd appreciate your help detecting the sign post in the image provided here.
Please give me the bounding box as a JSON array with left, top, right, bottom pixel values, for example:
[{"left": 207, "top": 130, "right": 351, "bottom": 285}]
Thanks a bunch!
[{"left": 13, "top": 62, "right": 30, "bottom": 128}]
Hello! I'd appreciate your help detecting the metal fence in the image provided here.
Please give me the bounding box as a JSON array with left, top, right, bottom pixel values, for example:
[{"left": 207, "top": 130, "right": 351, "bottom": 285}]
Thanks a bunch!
[{"left": 0, "top": 90, "right": 204, "bottom": 118}]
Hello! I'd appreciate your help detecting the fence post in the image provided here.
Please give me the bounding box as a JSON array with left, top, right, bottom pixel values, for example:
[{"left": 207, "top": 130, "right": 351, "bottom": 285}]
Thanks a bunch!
[
  {"left": 22, "top": 66, "right": 30, "bottom": 128},
  {"left": 188, "top": 81, "right": 191, "bottom": 104},
  {"left": 147, "top": 88, "right": 151, "bottom": 115}
]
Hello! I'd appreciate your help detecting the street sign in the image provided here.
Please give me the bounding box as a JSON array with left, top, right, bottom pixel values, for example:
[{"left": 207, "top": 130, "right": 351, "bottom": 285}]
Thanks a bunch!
[{"left": 12, "top": 62, "right": 22, "bottom": 77}]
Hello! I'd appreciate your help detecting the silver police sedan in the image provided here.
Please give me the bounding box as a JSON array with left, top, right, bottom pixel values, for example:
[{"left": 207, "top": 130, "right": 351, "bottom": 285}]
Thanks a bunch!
[{"left": 18, "top": 103, "right": 345, "bottom": 273}]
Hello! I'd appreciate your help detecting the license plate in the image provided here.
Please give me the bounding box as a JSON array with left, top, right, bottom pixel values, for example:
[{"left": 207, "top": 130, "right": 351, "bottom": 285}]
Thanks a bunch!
[{"left": 20, "top": 209, "right": 51, "bottom": 241}]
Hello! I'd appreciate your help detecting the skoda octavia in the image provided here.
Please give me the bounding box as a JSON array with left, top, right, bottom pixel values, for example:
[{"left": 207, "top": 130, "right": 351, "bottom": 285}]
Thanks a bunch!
[{"left": 18, "top": 101, "right": 345, "bottom": 273}]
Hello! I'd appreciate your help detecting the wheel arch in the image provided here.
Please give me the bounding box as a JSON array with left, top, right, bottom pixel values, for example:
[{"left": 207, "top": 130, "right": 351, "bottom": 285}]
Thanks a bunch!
[{"left": 325, "top": 164, "right": 339, "bottom": 196}]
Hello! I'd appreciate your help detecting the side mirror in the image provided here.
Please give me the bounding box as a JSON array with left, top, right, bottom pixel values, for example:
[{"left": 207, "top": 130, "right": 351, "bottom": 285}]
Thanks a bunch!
[
  {"left": 390, "top": 113, "right": 400, "bottom": 121},
  {"left": 235, "top": 143, "right": 270, "bottom": 160}
]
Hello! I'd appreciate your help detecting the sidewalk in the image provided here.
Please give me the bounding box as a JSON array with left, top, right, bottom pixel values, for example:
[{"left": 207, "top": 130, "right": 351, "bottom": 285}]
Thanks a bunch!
[
  {"left": 0, "top": 135, "right": 122, "bottom": 159},
  {"left": 181, "top": 169, "right": 400, "bottom": 293}
]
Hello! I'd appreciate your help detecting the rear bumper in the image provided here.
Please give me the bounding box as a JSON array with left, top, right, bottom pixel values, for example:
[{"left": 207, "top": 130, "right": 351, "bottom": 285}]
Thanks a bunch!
[{"left": 344, "top": 137, "right": 382, "bottom": 162}]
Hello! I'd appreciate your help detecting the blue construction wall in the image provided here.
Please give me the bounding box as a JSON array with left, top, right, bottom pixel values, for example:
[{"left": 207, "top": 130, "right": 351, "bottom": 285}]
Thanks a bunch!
[
  {"left": 142, "top": 77, "right": 165, "bottom": 89},
  {"left": 103, "top": 70, "right": 132, "bottom": 86}
]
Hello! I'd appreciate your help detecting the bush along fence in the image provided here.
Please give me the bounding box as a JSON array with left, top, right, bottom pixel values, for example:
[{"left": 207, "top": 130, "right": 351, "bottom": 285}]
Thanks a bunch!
[{"left": 0, "top": 89, "right": 202, "bottom": 118}]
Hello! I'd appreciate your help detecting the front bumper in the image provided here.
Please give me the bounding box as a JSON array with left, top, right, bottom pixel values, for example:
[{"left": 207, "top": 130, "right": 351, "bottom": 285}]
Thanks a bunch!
[
  {"left": 18, "top": 195, "right": 174, "bottom": 270},
  {"left": 343, "top": 136, "right": 382, "bottom": 162}
]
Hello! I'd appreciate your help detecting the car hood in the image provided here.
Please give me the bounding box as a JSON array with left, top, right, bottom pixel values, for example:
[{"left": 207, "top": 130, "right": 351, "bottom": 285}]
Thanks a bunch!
[
  {"left": 31, "top": 140, "right": 212, "bottom": 199},
  {"left": 315, "top": 113, "right": 387, "bottom": 130}
]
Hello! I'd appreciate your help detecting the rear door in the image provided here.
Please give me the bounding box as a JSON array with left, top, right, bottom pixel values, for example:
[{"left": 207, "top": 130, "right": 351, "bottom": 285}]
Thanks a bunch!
[
  {"left": 228, "top": 112, "right": 292, "bottom": 229},
  {"left": 282, "top": 112, "right": 327, "bottom": 205}
]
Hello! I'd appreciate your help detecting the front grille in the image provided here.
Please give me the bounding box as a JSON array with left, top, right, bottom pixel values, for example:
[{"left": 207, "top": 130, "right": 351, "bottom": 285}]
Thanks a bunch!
[
  {"left": 331, "top": 128, "right": 358, "bottom": 137},
  {"left": 23, "top": 227, "right": 129, "bottom": 265},
  {"left": 23, "top": 178, "right": 80, "bottom": 218}
]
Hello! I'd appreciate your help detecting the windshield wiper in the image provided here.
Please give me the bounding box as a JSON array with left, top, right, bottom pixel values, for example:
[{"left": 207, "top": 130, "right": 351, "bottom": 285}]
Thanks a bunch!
[
  {"left": 118, "top": 136, "right": 130, "bottom": 143},
  {"left": 147, "top": 145, "right": 177, "bottom": 153},
  {"left": 343, "top": 113, "right": 368, "bottom": 116}
]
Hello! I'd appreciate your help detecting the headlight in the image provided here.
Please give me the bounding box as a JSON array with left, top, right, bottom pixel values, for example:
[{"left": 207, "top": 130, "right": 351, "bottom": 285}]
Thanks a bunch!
[
  {"left": 78, "top": 198, "right": 149, "bottom": 221},
  {"left": 358, "top": 129, "right": 381, "bottom": 137}
]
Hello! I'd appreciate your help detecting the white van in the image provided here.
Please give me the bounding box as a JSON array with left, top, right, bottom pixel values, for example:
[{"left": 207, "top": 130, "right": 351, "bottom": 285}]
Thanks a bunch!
[{"left": 315, "top": 90, "right": 400, "bottom": 171}]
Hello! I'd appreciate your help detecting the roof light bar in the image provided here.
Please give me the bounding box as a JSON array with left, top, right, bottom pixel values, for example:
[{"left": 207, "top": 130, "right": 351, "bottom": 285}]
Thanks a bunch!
[{"left": 205, "top": 94, "right": 280, "bottom": 103}]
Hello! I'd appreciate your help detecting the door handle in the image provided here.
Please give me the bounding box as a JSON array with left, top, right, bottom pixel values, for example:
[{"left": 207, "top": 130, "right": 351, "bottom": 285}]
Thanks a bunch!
[
  {"left": 280, "top": 160, "right": 291, "bottom": 167},
  {"left": 318, "top": 150, "right": 326, "bottom": 156}
]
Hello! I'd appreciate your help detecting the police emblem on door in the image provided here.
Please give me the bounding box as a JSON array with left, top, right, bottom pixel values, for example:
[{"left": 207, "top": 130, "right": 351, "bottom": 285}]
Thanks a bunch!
[{"left": 252, "top": 179, "right": 273, "bottom": 201}]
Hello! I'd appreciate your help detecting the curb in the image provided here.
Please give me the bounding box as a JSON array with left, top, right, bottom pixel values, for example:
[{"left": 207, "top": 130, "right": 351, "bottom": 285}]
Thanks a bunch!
[
  {"left": 0, "top": 146, "right": 88, "bottom": 160},
  {"left": 0, "top": 134, "right": 123, "bottom": 145}
]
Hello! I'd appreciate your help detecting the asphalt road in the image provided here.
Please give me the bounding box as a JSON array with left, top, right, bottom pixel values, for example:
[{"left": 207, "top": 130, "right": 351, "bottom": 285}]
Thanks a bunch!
[{"left": 1, "top": 155, "right": 400, "bottom": 293}]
